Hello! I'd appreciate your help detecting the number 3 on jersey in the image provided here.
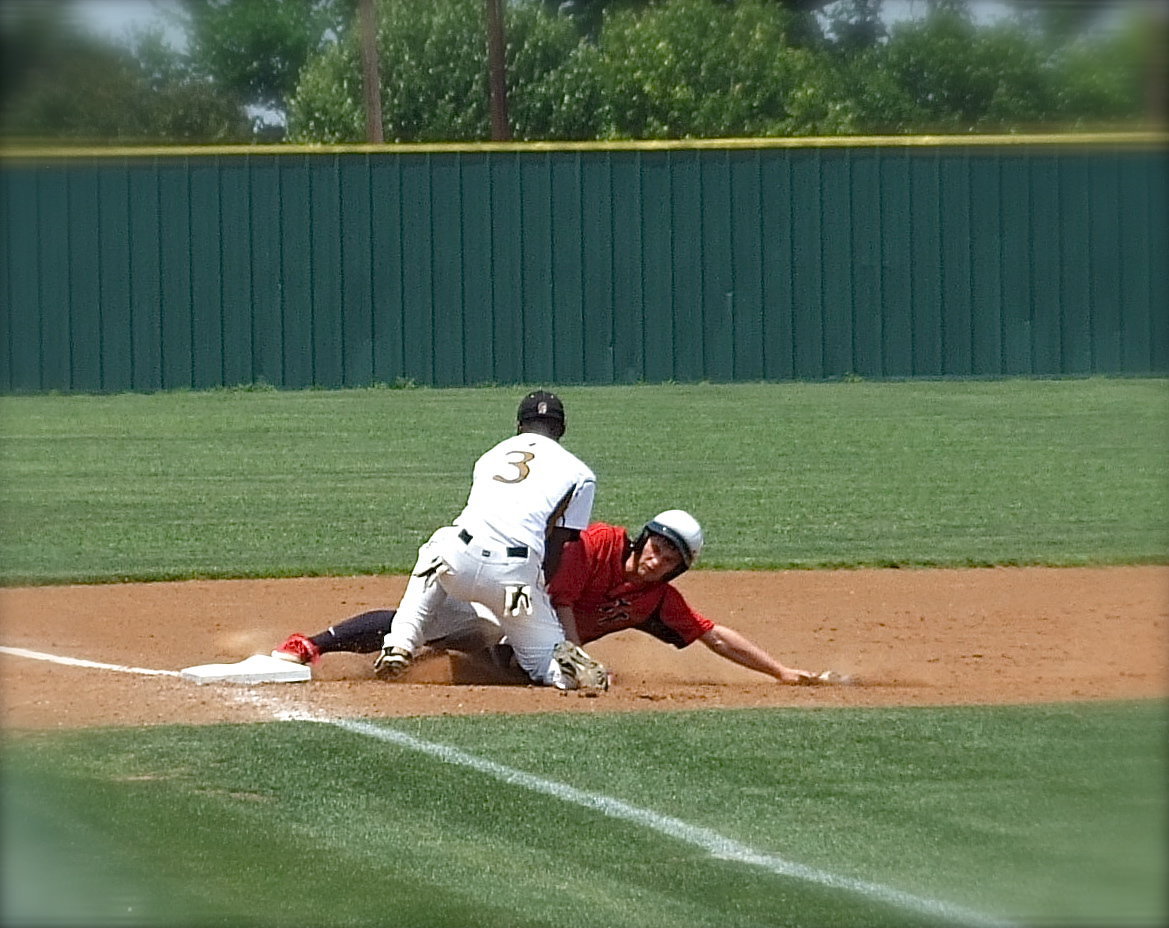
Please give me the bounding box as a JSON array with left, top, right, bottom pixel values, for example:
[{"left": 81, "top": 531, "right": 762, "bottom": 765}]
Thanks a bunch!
[{"left": 493, "top": 450, "right": 534, "bottom": 484}]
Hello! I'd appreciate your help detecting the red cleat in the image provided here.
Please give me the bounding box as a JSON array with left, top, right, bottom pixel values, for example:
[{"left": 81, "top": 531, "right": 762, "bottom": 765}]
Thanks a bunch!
[{"left": 271, "top": 633, "right": 321, "bottom": 665}]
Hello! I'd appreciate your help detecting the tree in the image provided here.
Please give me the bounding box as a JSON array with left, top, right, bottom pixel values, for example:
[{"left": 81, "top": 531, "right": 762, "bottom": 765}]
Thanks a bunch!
[
  {"left": 290, "top": 0, "right": 488, "bottom": 142},
  {"left": 175, "top": 0, "right": 349, "bottom": 136},
  {"left": 288, "top": 0, "right": 856, "bottom": 142},
  {"left": 821, "top": 0, "right": 886, "bottom": 54},
  {"left": 589, "top": 0, "right": 853, "bottom": 138},
  {"left": 504, "top": 4, "right": 605, "bottom": 140},
  {"left": 875, "top": 5, "right": 1058, "bottom": 132},
  {"left": 13, "top": 0, "right": 1146, "bottom": 144},
  {"left": 1046, "top": 8, "right": 1162, "bottom": 129},
  {"left": 0, "top": 1, "right": 249, "bottom": 142},
  {"left": 289, "top": 0, "right": 588, "bottom": 142}
]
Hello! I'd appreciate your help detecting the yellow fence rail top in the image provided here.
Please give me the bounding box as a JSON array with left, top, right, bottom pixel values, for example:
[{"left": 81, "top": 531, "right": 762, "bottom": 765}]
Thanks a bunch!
[{"left": 2, "top": 131, "right": 1166, "bottom": 160}]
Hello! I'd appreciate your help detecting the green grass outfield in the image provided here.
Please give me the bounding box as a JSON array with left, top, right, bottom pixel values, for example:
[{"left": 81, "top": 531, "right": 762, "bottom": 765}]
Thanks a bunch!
[
  {"left": 1, "top": 379, "right": 1166, "bottom": 926},
  {"left": 2, "top": 703, "right": 1166, "bottom": 927},
  {"left": 0, "top": 378, "right": 1166, "bottom": 584}
]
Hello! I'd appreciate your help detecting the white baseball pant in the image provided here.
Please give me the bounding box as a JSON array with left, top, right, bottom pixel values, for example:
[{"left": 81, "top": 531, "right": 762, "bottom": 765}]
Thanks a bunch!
[{"left": 382, "top": 525, "right": 572, "bottom": 688}]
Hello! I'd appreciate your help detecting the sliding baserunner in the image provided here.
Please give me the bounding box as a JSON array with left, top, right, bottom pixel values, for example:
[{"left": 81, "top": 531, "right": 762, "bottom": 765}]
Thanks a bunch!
[{"left": 273, "top": 510, "right": 838, "bottom": 686}]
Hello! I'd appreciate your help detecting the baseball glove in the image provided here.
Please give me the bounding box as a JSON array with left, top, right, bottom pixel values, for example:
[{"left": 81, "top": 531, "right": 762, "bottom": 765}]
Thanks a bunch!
[{"left": 552, "top": 640, "right": 609, "bottom": 693}]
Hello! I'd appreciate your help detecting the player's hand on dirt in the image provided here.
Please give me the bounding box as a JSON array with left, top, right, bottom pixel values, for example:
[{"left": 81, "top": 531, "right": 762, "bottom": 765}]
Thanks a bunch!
[{"left": 778, "top": 667, "right": 816, "bottom": 684}]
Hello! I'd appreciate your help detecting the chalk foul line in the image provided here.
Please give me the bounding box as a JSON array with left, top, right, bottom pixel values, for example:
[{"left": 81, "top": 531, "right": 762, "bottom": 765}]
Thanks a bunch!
[
  {"left": 0, "top": 645, "right": 182, "bottom": 677},
  {"left": 1, "top": 645, "right": 1014, "bottom": 928}
]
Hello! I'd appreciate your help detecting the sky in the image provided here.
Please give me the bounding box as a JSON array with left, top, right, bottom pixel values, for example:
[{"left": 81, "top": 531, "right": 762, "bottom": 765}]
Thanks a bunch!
[{"left": 72, "top": 0, "right": 185, "bottom": 46}]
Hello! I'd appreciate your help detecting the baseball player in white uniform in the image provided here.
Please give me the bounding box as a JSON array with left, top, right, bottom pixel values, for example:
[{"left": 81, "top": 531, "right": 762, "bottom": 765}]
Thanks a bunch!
[{"left": 374, "top": 391, "right": 608, "bottom": 691}]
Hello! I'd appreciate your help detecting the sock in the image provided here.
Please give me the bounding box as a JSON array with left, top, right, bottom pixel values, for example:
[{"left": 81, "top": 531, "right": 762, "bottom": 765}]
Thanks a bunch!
[{"left": 311, "top": 609, "right": 397, "bottom": 655}]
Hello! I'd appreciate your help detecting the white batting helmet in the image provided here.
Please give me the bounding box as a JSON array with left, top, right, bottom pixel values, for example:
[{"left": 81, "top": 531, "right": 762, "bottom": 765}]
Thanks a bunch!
[{"left": 642, "top": 509, "right": 704, "bottom": 573}]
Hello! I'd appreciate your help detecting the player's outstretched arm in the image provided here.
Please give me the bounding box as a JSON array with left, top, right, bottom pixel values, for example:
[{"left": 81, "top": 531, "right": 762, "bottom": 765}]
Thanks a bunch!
[{"left": 698, "top": 623, "right": 814, "bottom": 684}]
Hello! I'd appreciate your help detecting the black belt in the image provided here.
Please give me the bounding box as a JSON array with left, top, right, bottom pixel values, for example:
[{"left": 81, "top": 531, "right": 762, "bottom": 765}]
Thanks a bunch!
[{"left": 458, "top": 528, "right": 528, "bottom": 559}]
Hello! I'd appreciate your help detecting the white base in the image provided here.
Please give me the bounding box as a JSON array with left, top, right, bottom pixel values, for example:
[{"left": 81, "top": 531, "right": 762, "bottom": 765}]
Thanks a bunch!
[{"left": 180, "top": 653, "right": 311, "bottom": 685}]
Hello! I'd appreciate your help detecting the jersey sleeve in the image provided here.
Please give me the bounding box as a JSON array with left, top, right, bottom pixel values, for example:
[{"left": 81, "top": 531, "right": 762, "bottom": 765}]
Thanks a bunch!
[
  {"left": 634, "top": 586, "right": 714, "bottom": 648},
  {"left": 558, "top": 475, "right": 596, "bottom": 531}
]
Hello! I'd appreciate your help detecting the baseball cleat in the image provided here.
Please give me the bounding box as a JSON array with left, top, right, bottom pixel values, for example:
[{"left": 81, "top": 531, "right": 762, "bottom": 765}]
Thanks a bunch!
[
  {"left": 551, "top": 640, "right": 609, "bottom": 692},
  {"left": 373, "top": 646, "right": 413, "bottom": 680},
  {"left": 271, "top": 633, "right": 321, "bottom": 665}
]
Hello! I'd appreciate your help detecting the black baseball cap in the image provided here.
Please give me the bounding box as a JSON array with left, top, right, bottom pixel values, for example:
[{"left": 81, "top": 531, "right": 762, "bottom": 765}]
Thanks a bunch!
[{"left": 517, "top": 390, "right": 565, "bottom": 424}]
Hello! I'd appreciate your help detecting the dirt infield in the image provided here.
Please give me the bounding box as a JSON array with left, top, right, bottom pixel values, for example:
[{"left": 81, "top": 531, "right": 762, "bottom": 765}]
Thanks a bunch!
[{"left": 1, "top": 566, "right": 1166, "bottom": 729}]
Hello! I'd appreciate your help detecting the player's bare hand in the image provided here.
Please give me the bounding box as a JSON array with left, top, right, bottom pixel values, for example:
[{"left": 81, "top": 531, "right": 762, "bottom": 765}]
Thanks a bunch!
[{"left": 778, "top": 668, "right": 815, "bottom": 684}]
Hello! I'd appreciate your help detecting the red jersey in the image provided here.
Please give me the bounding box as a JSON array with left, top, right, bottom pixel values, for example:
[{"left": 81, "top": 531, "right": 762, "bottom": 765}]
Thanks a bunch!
[{"left": 547, "top": 523, "right": 714, "bottom": 647}]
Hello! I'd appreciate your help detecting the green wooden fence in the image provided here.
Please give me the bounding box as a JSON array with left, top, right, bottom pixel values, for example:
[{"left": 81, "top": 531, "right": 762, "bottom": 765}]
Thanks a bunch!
[{"left": 2, "top": 135, "right": 1166, "bottom": 393}]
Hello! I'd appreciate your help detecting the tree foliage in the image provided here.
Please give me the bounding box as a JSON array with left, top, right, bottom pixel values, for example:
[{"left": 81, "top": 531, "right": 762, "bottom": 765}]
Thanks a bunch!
[
  {"left": 290, "top": 0, "right": 591, "bottom": 142},
  {"left": 291, "top": 0, "right": 490, "bottom": 142},
  {"left": 878, "top": 8, "right": 1057, "bottom": 132},
  {"left": 865, "top": 2, "right": 1154, "bottom": 133},
  {"left": 289, "top": 0, "right": 857, "bottom": 141},
  {"left": 288, "top": 0, "right": 1154, "bottom": 142},
  {"left": 587, "top": 0, "right": 853, "bottom": 137},
  {"left": 176, "top": 0, "right": 348, "bottom": 128},
  {"left": 0, "top": 1, "right": 249, "bottom": 142},
  {"left": 1, "top": 0, "right": 1157, "bottom": 144}
]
